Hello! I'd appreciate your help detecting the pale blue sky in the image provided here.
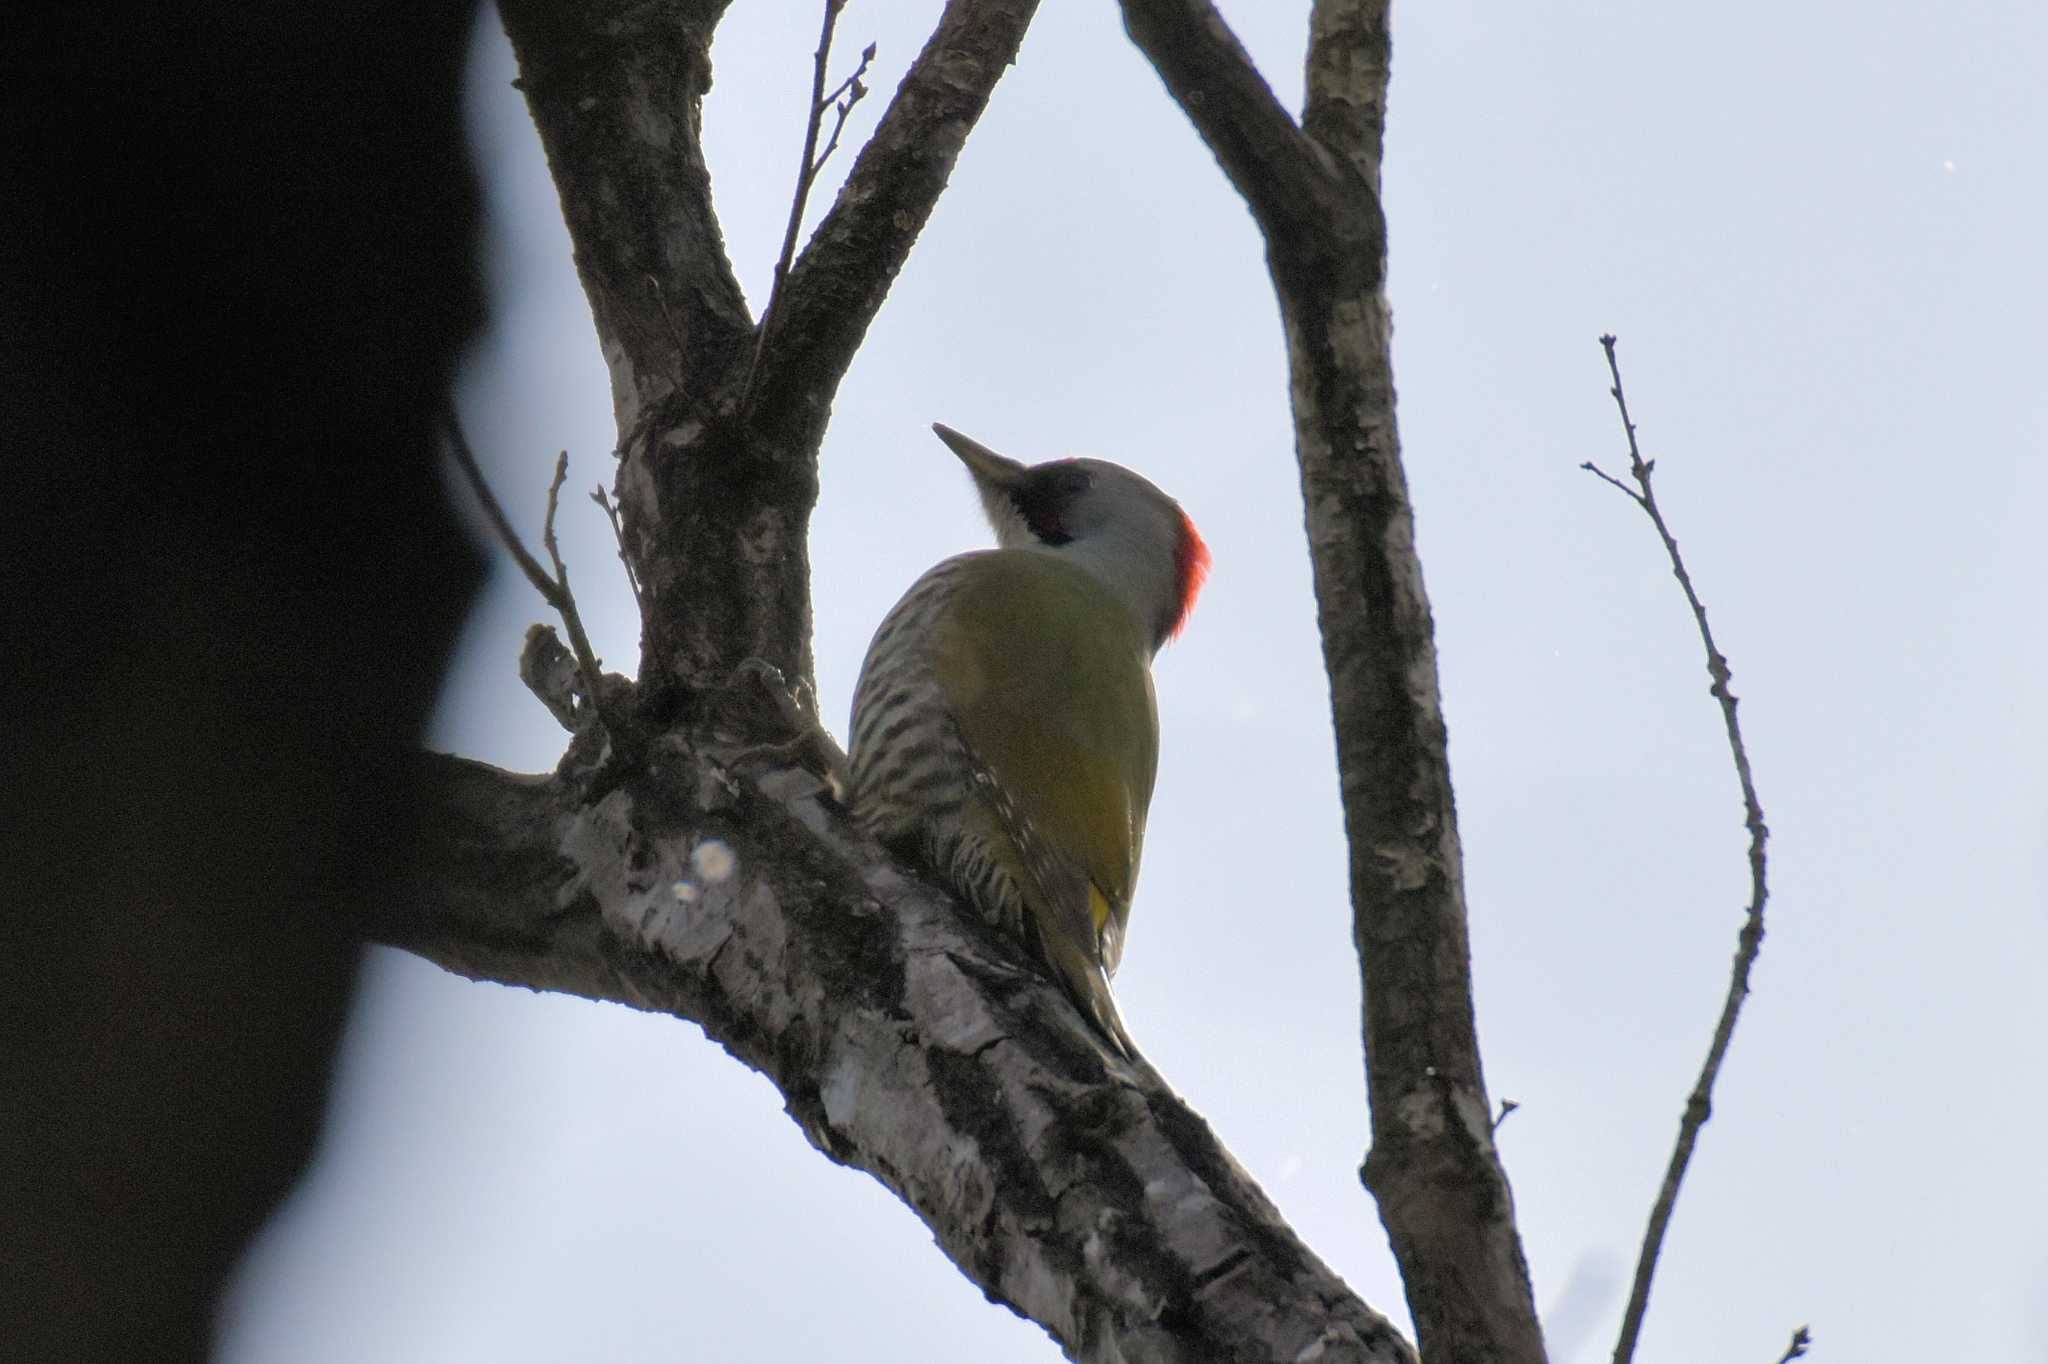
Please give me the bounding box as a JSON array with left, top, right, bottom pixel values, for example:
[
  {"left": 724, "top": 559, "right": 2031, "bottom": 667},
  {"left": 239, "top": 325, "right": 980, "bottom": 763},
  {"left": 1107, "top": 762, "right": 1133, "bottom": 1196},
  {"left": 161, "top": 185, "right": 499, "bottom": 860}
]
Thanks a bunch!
[{"left": 222, "top": 2, "right": 2047, "bottom": 1360}]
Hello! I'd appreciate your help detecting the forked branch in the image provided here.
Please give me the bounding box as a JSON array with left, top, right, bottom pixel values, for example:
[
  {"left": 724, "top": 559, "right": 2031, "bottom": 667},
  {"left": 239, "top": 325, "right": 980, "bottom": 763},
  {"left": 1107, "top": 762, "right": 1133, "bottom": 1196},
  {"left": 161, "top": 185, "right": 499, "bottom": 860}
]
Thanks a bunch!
[
  {"left": 736, "top": 0, "right": 1039, "bottom": 449},
  {"left": 1583, "top": 334, "right": 1776, "bottom": 1364},
  {"left": 442, "top": 407, "right": 619, "bottom": 742}
]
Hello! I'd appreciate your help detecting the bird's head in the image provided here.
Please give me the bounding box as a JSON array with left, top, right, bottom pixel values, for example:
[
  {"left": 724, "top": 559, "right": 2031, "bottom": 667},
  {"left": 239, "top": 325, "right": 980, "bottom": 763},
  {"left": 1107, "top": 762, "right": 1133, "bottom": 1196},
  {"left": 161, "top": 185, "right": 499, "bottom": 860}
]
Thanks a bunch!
[{"left": 933, "top": 422, "right": 1209, "bottom": 651}]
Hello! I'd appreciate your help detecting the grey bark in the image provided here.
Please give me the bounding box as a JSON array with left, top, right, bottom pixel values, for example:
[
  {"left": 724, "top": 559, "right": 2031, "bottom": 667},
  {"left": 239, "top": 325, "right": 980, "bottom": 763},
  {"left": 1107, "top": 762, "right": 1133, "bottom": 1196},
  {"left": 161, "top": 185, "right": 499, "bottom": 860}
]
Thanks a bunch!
[
  {"left": 1116, "top": 3, "right": 1548, "bottom": 1361},
  {"left": 382, "top": 1, "right": 1424, "bottom": 1359},
  {"left": 386, "top": 745, "right": 1412, "bottom": 1362}
]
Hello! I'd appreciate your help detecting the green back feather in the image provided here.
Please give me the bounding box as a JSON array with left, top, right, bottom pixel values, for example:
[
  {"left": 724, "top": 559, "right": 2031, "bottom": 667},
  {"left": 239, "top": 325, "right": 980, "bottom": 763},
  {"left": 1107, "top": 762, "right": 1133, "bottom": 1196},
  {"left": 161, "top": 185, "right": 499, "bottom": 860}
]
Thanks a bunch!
[{"left": 930, "top": 550, "right": 1158, "bottom": 978}]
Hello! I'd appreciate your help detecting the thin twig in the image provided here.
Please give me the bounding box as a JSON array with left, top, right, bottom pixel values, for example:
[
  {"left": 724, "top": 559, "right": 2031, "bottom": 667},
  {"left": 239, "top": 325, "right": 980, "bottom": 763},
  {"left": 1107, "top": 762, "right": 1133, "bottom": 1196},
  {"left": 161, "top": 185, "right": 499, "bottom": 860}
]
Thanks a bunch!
[
  {"left": 442, "top": 401, "right": 564, "bottom": 610},
  {"left": 1582, "top": 461, "right": 1640, "bottom": 503},
  {"left": 1491, "top": 1098, "right": 1520, "bottom": 1132},
  {"left": 811, "top": 44, "right": 875, "bottom": 178},
  {"left": 591, "top": 484, "right": 646, "bottom": 620},
  {"left": 737, "top": 1, "right": 872, "bottom": 416},
  {"left": 540, "top": 451, "right": 611, "bottom": 729},
  {"left": 1774, "top": 1325, "right": 1813, "bottom": 1363},
  {"left": 1587, "top": 335, "right": 1774, "bottom": 1364},
  {"left": 441, "top": 402, "right": 618, "bottom": 740}
]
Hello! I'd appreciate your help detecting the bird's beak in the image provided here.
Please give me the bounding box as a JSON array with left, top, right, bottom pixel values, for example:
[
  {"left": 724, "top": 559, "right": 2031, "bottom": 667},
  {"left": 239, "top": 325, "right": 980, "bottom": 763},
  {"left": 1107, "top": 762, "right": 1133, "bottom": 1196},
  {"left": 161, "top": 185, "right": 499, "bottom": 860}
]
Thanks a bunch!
[{"left": 932, "top": 423, "right": 1027, "bottom": 491}]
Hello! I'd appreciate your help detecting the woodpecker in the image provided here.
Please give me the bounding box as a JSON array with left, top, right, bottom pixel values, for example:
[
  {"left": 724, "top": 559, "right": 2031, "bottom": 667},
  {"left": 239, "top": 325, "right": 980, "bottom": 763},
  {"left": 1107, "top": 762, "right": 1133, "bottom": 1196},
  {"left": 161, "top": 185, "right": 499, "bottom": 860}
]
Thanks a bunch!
[{"left": 847, "top": 424, "right": 1209, "bottom": 1056}]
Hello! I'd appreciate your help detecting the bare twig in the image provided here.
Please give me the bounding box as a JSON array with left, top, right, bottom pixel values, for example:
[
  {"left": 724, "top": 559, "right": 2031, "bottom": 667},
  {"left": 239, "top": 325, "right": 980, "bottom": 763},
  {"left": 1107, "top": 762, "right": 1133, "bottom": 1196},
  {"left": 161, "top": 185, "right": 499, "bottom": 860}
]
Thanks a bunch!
[
  {"left": 442, "top": 402, "right": 562, "bottom": 607},
  {"left": 1491, "top": 1098, "right": 1520, "bottom": 1132},
  {"left": 1774, "top": 1325, "right": 1813, "bottom": 1363},
  {"left": 442, "top": 404, "right": 618, "bottom": 740},
  {"left": 1581, "top": 461, "right": 1640, "bottom": 503},
  {"left": 739, "top": 1, "right": 873, "bottom": 416},
  {"left": 539, "top": 452, "right": 611, "bottom": 727},
  {"left": 1586, "top": 335, "right": 1774, "bottom": 1364},
  {"left": 730, "top": 0, "right": 1035, "bottom": 455},
  {"left": 590, "top": 484, "right": 646, "bottom": 620},
  {"left": 811, "top": 44, "right": 875, "bottom": 178}
]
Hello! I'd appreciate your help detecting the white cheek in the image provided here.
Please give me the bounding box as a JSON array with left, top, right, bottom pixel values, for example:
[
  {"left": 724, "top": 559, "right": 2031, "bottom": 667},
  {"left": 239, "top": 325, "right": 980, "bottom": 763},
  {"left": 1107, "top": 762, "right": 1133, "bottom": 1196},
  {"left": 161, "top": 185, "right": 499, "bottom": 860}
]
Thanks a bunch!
[{"left": 979, "top": 490, "right": 1035, "bottom": 548}]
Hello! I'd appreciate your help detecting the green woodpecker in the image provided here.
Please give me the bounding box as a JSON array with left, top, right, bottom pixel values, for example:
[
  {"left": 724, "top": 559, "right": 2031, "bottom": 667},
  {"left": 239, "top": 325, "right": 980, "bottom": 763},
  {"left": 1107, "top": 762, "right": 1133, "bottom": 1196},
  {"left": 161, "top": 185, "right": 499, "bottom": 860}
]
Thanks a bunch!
[{"left": 847, "top": 424, "right": 1209, "bottom": 1056}]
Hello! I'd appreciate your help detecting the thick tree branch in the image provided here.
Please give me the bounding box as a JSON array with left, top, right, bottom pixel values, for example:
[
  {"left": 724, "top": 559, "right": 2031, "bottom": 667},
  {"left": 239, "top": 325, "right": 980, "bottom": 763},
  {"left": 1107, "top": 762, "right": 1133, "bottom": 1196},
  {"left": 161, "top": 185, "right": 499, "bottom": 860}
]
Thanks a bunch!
[
  {"left": 1119, "top": 4, "right": 1546, "bottom": 1362},
  {"left": 494, "top": 0, "right": 786, "bottom": 700},
  {"left": 496, "top": 0, "right": 750, "bottom": 420},
  {"left": 388, "top": 748, "right": 1413, "bottom": 1364},
  {"left": 1303, "top": 0, "right": 1392, "bottom": 189}
]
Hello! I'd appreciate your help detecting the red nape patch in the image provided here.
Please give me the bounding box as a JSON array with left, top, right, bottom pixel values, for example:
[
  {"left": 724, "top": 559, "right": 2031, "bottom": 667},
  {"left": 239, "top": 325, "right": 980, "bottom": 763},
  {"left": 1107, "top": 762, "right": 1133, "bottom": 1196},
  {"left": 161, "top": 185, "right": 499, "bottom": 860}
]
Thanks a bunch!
[{"left": 1169, "top": 508, "right": 1211, "bottom": 640}]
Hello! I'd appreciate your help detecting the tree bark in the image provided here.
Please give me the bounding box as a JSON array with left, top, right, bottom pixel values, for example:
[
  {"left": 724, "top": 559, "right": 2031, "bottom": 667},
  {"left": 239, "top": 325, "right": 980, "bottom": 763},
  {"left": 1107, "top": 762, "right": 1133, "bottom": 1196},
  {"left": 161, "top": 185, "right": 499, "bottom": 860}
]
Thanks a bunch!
[
  {"left": 1117, "top": 3, "right": 1548, "bottom": 1361},
  {"left": 384, "top": 746, "right": 1411, "bottom": 1364}
]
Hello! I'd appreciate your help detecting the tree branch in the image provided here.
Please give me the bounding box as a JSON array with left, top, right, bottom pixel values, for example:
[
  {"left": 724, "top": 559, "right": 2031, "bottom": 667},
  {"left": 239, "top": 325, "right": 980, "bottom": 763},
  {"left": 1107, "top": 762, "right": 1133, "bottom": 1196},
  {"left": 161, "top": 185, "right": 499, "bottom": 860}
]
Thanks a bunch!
[
  {"left": 1119, "top": 0, "right": 1366, "bottom": 274},
  {"left": 443, "top": 409, "right": 618, "bottom": 742},
  {"left": 1584, "top": 335, "right": 1775, "bottom": 1364},
  {"left": 590, "top": 483, "right": 646, "bottom": 623},
  {"left": 536, "top": 452, "right": 614, "bottom": 732},
  {"left": 738, "top": 0, "right": 871, "bottom": 417},
  {"left": 494, "top": 0, "right": 788, "bottom": 701},
  {"left": 1302, "top": 0, "right": 1393, "bottom": 190},
  {"left": 811, "top": 48, "right": 876, "bottom": 180},
  {"left": 496, "top": 0, "right": 751, "bottom": 421},
  {"left": 386, "top": 747, "right": 1414, "bottom": 1364},
  {"left": 745, "top": 0, "right": 1040, "bottom": 447},
  {"left": 1119, "top": 5, "right": 1546, "bottom": 1361}
]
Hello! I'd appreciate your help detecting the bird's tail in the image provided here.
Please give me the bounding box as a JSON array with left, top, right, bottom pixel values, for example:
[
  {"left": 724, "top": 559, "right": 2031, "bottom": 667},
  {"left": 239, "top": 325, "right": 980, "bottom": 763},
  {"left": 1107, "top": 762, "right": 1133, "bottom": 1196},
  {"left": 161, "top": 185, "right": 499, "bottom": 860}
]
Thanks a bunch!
[{"left": 1046, "top": 939, "right": 1138, "bottom": 1059}]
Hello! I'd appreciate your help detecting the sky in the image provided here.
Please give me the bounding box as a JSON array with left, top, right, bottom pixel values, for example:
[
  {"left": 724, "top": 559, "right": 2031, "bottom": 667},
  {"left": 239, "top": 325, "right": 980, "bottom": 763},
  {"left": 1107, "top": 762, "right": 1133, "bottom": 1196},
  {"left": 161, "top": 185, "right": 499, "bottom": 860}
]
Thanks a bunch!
[{"left": 220, "top": 2, "right": 2047, "bottom": 1360}]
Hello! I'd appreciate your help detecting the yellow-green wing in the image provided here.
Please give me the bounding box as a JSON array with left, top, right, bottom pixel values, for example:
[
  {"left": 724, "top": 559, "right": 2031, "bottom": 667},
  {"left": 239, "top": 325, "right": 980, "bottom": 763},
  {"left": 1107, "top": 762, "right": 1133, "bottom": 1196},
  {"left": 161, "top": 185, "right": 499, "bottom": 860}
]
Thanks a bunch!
[{"left": 930, "top": 551, "right": 1158, "bottom": 974}]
